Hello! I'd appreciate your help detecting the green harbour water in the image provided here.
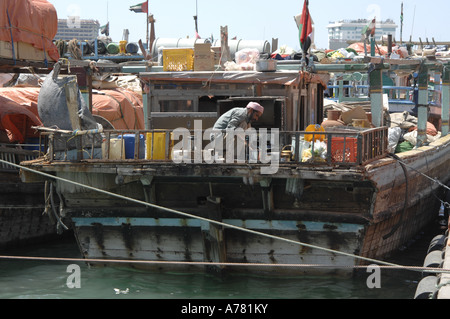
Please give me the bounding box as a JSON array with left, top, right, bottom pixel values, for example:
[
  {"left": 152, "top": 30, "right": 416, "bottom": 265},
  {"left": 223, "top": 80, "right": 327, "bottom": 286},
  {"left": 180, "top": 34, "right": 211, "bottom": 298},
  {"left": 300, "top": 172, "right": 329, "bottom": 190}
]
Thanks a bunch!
[{"left": 0, "top": 222, "right": 442, "bottom": 301}]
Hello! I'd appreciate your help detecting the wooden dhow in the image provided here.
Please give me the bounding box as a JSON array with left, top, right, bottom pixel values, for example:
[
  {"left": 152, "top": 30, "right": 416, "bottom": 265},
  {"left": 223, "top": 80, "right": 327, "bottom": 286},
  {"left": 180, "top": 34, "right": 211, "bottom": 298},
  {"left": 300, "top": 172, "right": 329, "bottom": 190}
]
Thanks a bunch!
[{"left": 19, "top": 57, "right": 450, "bottom": 275}]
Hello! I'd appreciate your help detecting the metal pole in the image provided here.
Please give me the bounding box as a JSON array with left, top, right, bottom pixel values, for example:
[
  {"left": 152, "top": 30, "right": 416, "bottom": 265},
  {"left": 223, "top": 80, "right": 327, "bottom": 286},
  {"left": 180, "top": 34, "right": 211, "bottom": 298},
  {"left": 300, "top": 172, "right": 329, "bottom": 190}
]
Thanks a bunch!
[
  {"left": 369, "top": 66, "right": 384, "bottom": 127},
  {"left": 417, "top": 64, "right": 429, "bottom": 147},
  {"left": 442, "top": 66, "right": 450, "bottom": 136}
]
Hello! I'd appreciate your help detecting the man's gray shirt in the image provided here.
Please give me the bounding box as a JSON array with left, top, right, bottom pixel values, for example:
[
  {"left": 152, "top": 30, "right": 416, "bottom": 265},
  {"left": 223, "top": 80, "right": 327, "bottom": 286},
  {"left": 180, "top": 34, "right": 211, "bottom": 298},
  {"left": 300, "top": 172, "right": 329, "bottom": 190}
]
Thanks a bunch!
[{"left": 213, "top": 107, "right": 250, "bottom": 131}]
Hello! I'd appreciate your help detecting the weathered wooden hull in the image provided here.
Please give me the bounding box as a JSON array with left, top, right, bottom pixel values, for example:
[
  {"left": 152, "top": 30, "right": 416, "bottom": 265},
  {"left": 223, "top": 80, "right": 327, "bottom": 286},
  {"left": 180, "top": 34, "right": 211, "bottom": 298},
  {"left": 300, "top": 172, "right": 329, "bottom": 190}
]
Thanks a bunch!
[
  {"left": 0, "top": 170, "right": 57, "bottom": 250},
  {"left": 361, "top": 134, "right": 450, "bottom": 261},
  {"left": 70, "top": 212, "right": 365, "bottom": 276},
  {"left": 21, "top": 133, "right": 449, "bottom": 275},
  {"left": 0, "top": 206, "right": 56, "bottom": 250}
]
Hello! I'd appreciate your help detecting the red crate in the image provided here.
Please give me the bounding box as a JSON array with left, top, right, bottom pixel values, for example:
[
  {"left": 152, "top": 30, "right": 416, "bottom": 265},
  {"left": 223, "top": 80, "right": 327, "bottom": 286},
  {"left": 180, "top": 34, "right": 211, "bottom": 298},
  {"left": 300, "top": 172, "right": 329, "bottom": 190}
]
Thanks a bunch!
[{"left": 331, "top": 137, "right": 358, "bottom": 163}]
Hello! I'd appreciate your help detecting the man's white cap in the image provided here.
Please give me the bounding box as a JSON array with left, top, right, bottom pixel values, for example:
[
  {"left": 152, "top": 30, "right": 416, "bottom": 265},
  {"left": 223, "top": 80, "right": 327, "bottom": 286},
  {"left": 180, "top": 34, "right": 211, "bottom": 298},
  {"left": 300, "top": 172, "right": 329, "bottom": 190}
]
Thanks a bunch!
[{"left": 246, "top": 102, "right": 264, "bottom": 114}]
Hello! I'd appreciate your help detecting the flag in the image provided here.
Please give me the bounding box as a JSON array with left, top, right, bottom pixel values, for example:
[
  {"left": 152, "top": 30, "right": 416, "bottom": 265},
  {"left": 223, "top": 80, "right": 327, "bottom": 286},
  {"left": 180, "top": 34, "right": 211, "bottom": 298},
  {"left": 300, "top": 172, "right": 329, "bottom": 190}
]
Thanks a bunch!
[
  {"left": 400, "top": 2, "right": 404, "bottom": 24},
  {"left": 129, "top": 1, "right": 148, "bottom": 13},
  {"left": 299, "top": 0, "right": 313, "bottom": 51},
  {"left": 100, "top": 22, "right": 109, "bottom": 36},
  {"left": 362, "top": 18, "right": 376, "bottom": 38}
]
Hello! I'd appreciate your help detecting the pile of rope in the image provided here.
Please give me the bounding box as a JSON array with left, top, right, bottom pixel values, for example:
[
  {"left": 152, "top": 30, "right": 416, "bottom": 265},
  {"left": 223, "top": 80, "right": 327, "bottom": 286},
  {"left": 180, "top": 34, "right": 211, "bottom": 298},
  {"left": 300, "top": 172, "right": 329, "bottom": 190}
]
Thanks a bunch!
[
  {"left": 56, "top": 39, "right": 82, "bottom": 60},
  {"left": 68, "top": 39, "right": 82, "bottom": 60}
]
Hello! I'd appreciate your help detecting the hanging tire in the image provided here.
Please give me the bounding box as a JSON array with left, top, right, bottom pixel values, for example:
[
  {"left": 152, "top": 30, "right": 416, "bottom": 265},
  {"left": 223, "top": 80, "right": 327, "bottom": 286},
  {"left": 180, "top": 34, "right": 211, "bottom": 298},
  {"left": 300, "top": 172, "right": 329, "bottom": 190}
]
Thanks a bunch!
[
  {"left": 414, "top": 276, "right": 438, "bottom": 299},
  {"left": 427, "top": 234, "right": 447, "bottom": 254},
  {"left": 422, "top": 250, "right": 444, "bottom": 277}
]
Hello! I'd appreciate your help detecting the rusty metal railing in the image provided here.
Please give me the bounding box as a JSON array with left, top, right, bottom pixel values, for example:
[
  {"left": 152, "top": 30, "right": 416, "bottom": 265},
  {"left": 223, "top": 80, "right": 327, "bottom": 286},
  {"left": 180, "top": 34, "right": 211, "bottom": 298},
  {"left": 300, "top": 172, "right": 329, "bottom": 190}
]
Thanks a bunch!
[{"left": 31, "top": 126, "right": 389, "bottom": 167}]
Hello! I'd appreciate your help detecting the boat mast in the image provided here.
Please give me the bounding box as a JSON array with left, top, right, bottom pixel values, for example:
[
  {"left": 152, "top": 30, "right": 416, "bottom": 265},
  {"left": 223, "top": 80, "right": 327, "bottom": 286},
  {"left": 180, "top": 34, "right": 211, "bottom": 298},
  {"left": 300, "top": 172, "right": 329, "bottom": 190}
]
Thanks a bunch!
[
  {"left": 400, "top": 2, "right": 403, "bottom": 45},
  {"left": 146, "top": 5, "right": 149, "bottom": 49},
  {"left": 194, "top": 0, "right": 199, "bottom": 37}
]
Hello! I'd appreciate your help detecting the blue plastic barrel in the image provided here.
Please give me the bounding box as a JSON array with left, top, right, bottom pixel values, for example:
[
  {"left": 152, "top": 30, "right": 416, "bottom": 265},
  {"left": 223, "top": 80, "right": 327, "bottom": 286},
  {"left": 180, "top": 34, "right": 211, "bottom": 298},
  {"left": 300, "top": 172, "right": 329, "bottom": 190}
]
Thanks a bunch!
[
  {"left": 119, "top": 134, "right": 145, "bottom": 159},
  {"left": 126, "top": 42, "right": 139, "bottom": 54},
  {"left": 24, "top": 137, "right": 44, "bottom": 152}
]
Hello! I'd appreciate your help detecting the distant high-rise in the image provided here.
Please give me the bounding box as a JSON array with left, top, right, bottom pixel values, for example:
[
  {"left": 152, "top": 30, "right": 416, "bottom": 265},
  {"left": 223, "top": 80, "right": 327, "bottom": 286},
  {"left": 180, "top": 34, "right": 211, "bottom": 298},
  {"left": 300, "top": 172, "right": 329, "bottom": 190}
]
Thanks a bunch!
[
  {"left": 55, "top": 17, "right": 100, "bottom": 41},
  {"left": 327, "top": 19, "right": 398, "bottom": 50}
]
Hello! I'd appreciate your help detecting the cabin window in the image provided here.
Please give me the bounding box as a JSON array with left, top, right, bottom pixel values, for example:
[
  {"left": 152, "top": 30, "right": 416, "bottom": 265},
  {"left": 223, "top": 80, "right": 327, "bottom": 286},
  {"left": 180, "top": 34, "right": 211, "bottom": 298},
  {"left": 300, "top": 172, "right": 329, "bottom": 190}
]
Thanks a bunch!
[
  {"left": 160, "top": 100, "right": 194, "bottom": 112},
  {"left": 199, "top": 96, "right": 228, "bottom": 113}
]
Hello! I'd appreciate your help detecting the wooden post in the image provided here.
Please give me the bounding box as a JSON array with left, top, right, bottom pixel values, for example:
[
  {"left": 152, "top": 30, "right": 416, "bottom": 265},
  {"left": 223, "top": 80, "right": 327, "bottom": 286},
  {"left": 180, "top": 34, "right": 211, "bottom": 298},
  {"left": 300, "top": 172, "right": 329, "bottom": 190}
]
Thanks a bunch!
[
  {"left": 65, "top": 76, "right": 82, "bottom": 161},
  {"left": 369, "top": 65, "right": 384, "bottom": 127},
  {"left": 442, "top": 66, "right": 450, "bottom": 136},
  {"left": 417, "top": 65, "right": 429, "bottom": 147},
  {"left": 202, "top": 195, "right": 227, "bottom": 275},
  {"left": 272, "top": 38, "right": 278, "bottom": 53},
  {"left": 260, "top": 178, "right": 274, "bottom": 217},
  {"left": 87, "top": 69, "right": 93, "bottom": 113},
  {"left": 65, "top": 77, "right": 82, "bottom": 131},
  {"left": 220, "top": 26, "right": 231, "bottom": 68}
]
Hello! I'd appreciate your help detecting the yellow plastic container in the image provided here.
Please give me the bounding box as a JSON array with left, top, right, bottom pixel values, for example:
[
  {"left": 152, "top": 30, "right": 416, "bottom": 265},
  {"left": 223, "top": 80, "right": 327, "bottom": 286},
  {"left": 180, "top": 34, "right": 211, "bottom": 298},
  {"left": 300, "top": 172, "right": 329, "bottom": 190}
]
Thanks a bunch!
[
  {"left": 119, "top": 41, "right": 127, "bottom": 54},
  {"left": 163, "top": 48, "right": 194, "bottom": 71},
  {"left": 146, "top": 132, "right": 172, "bottom": 160}
]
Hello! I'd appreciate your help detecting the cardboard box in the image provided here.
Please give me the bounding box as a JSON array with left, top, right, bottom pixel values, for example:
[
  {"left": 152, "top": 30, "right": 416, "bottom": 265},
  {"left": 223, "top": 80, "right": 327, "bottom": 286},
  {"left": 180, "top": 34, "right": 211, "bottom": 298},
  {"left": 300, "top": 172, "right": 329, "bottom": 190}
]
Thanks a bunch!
[
  {"left": 211, "top": 47, "right": 222, "bottom": 65},
  {"left": 0, "top": 41, "right": 18, "bottom": 60},
  {"left": 17, "top": 42, "right": 55, "bottom": 62},
  {"left": 194, "top": 43, "right": 214, "bottom": 71}
]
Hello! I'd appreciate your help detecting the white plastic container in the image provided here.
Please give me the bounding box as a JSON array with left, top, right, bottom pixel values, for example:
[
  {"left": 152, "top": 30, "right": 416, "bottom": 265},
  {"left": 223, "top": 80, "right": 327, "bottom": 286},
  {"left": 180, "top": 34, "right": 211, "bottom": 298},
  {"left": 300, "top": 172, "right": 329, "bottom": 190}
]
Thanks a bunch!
[{"left": 102, "top": 138, "right": 125, "bottom": 160}]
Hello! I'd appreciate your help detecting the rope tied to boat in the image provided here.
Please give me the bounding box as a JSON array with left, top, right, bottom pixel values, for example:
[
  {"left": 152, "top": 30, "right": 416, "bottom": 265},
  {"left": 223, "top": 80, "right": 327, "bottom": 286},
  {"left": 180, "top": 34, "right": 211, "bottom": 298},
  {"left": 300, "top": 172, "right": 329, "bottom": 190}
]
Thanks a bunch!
[
  {"left": 388, "top": 153, "right": 450, "bottom": 207},
  {"left": 2, "top": 157, "right": 450, "bottom": 275}
]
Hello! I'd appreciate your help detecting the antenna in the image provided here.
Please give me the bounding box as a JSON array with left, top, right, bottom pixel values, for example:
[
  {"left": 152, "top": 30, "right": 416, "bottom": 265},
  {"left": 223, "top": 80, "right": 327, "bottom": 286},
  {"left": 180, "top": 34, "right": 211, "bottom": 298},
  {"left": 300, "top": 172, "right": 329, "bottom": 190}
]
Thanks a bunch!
[
  {"left": 410, "top": 5, "right": 416, "bottom": 41},
  {"left": 400, "top": 2, "right": 403, "bottom": 45},
  {"left": 193, "top": 0, "right": 199, "bottom": 35}
]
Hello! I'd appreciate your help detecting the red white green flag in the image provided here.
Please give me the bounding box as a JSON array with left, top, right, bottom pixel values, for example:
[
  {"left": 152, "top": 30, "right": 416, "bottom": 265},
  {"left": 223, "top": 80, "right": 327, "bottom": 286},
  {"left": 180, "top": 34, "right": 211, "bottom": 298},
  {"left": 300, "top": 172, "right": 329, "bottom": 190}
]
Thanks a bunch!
[
  {"left": 299, "top": 0, "right": 313, "bottom": 50},
  {"left": 362, "top": 18, "right": 376, "bottom": 38},
  {"left": 129, "top": 1, "right": 149, "bottom": 13}
]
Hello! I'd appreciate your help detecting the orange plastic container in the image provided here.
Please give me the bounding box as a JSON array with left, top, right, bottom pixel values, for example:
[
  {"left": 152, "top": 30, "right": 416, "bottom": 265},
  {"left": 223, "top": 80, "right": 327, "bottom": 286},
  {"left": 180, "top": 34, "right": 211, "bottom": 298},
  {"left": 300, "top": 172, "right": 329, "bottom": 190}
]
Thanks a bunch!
[
  {"left": 330, "top": 137, "right": 358, "bottom": 163},
  {"left": 304, "top": 124, "right": 325, "bottom": 142}
]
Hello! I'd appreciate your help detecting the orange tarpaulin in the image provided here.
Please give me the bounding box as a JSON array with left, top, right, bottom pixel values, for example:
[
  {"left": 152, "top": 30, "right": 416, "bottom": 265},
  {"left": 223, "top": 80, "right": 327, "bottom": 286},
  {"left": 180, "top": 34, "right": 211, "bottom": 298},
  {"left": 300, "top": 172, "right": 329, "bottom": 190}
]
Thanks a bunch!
[
  {"left": 92, "top": 89, "right": 145, "bottom": 130},
  {"left": 347, "top": 42, "right": 388, "bottom": 56},
  {"left": 0, "top": 87, "right": 144, "bottom": 143},
  {"left": 0, "top": 88, "right": 42, "bottom": 143},
  {"left": 0, "top": 0, "right": 60, "bottom": 62}
]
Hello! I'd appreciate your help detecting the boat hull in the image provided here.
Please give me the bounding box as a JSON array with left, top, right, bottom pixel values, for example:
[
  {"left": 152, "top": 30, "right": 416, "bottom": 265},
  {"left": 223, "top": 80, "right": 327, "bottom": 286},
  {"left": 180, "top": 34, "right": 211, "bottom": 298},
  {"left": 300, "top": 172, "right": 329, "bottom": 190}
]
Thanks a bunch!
[
  {"left": 71, "top": 214, "right": 365, "bottom": 275},
  {"left": 0, "top": 168, "right": 57, "bottom": 250},
  {"left": 20, "top": 134, "right": 450, "bottom": 275}
]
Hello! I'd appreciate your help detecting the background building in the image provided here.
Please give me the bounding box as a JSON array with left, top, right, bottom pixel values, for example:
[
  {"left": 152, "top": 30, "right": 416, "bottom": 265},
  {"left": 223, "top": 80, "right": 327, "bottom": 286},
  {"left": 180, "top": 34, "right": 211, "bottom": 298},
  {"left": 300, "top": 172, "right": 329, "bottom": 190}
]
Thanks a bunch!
[
  {"left": 327, "top": 19, "right": 398, "bottom": 50},
  {"left": 55, "top": 17, "right": 100, "bottom": 41}
]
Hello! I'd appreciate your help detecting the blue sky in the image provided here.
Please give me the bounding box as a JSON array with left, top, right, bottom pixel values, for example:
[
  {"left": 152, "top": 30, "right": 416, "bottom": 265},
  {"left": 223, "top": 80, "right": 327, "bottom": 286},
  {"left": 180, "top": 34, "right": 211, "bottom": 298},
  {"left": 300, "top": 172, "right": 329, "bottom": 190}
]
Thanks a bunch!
[{"left": 48, "top": 0, "right": 449, "bottom": 50}]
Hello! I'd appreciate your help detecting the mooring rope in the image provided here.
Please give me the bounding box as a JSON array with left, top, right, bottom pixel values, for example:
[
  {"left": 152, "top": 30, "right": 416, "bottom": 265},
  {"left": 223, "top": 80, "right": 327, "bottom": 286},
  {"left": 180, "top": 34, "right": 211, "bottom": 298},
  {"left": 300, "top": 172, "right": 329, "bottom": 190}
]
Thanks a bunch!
[
  {"left": 0, "top": 254, "right": 446, "bottom": 274},
  {"left": 388, "top": 153, "right": 450, "bottom": 193},
  {"left": 1, "top": 158, "right": 449, "bottom": 274}
]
